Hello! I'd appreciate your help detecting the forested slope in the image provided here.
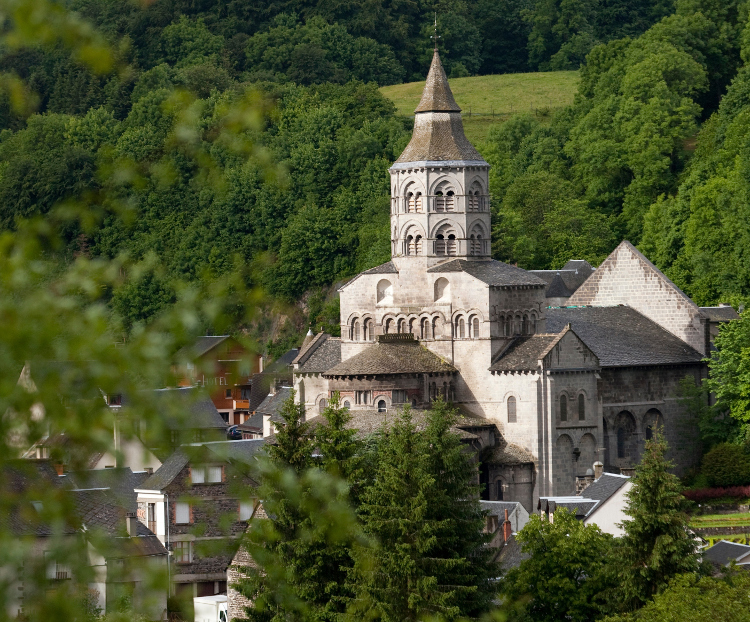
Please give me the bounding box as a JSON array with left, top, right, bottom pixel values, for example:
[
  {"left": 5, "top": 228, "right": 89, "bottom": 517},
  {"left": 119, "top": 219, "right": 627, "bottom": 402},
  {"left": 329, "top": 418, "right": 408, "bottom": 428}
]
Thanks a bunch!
[{"left": 0, "top": 0, "right": 748, "bottom": 352}]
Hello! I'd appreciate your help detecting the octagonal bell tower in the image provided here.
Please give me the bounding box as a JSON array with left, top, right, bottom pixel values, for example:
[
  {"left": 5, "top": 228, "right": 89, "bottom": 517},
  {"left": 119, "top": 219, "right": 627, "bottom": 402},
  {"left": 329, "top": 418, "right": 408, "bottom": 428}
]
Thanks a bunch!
[{"left": 389, "top": 49, "right": 491, "bottom": 268}]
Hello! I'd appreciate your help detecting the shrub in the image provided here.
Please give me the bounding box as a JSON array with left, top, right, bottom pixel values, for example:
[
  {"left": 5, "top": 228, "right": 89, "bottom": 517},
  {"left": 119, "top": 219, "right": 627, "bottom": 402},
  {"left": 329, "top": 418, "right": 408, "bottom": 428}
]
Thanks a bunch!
[
  {"left": 683, "top": 485, "right": 750, "bottom": 503},
  {"left": 701, "top": 443, "right": 750, "bottom": 487}
]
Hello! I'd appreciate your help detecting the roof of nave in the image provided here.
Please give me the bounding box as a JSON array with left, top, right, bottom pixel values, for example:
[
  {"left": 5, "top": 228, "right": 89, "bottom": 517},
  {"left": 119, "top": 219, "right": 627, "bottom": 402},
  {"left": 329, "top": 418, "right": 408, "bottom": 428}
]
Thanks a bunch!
[
  {"left": 489, "top": 334, "right": 561, "bottom": 372},
  {"left": 700, "top": 305, "right": 740, "bottom": 322},
  {"left": 546, "top": 306, "right": 704, "bottom": 367},
  {"left": 395, "top": 50, "right": 484, "bottom": 163},
  {"left": 323, "top": 334, "right": 456, "bottom": 377},
  {"left": 427, "top": 259, "right": 548, "bottom": 288},
  {"left": 339, "top": 261, "right": 398, "bottom": 291},
  {"left": 293, "top": 333, "right": 342, "bottom": 373}
]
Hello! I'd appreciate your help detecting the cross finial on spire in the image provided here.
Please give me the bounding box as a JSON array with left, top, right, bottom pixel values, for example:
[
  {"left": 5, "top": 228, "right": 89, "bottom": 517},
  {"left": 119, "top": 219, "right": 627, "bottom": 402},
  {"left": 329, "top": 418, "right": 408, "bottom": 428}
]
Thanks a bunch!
[{"left": 431, "top": 13, "right": 441, "bottom": 51}]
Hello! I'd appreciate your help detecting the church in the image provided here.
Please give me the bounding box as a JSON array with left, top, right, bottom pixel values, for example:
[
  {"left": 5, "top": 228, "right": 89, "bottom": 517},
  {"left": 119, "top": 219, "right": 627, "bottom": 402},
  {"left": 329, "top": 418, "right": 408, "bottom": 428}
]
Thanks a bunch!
[{"left": 289, "top": 48, "right": 736, "bottom": 512}]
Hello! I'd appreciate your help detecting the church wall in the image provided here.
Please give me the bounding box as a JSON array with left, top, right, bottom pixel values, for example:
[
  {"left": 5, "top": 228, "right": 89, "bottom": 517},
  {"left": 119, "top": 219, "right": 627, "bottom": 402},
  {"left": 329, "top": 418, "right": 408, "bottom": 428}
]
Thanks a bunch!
[
  {"left": 294, "top": 373, "right": 330, "bottom": 419},
  {"left": 568, "top": 243, "right": 706, "bottom": 354},
  {"left": 598, "top": 364, "right": 704, "bottom": 474}
]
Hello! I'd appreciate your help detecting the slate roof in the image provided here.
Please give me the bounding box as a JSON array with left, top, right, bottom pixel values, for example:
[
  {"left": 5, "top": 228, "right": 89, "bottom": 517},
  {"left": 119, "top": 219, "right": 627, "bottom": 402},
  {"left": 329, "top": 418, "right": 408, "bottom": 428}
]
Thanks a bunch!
[
  {"left": 700, "top": 306, "right": 740, "bottom": 322},
  {"left": 238, "top": 412, "right": 263, "bottom": 433},
  {"left": 539, "top": 473, "right": 630, "bottom": 518},
  {"left": 583, "top": 472, "right": 630, "bottom": 504},
  {"left": 546, "top": 306, "right": 704, "bottom": 367},
  {"left": 264, "top": 349, "right": 299, "bottom": 374},
  {"left": 293, "top": 333, "right": 342, "bottom": 374},
  {"left": 703, "top": 540, "right": 750, "bottom": 566},
  {"left": 277, "top": 408, "right": 484, "bottom": 442},
  {"left": 176, "top": 335, "right": 230, "bottom": 360},
  {"left": 497, "top": 534, "right": 529, "bottom": 572},
  {"left": 427, "top": 259, "right": 547, "bottom": 288},
  {"left": 340, "top": 261, "right": 398, "bottom": 290},
  {"left": 137, "top": 450, "right": 190, "bottom": 491},
  {"left": 489, "top": 334, "right": 561, "bottom": 372},
  {"left": 530, "top": 262, "right": 595, "bottom": 298},
  {"left": 395, "top": 50, "right": 485, "bottom": 163},
  {"left": 200, "top": 439, "right": 267, "bottom": 466},
  {"left": 255, "top": 387, "right": 293, "bottom": 422},
  {"left": 323, "top": 335, "right": 456, "bottom": 377},
  {"left": 71, "top": 488, "right": 167, "bottom": 558},
  {"left": 489, "top": 440, "right": 535, "bottom": 466},
  {"left": 69, "top": 468, "right": 149, "bottom": 511},
  {"left": 126, "top": 387, "right": 227, "bottom": 431},
  {"left": 545, "top": 273, "right": 574, "bottom": 298},
  {"left": 480, "top": 501, "right": 522, "bottom": 518},
  {"left": 562, "top": 259, "right": 596, "bottom": 273}
]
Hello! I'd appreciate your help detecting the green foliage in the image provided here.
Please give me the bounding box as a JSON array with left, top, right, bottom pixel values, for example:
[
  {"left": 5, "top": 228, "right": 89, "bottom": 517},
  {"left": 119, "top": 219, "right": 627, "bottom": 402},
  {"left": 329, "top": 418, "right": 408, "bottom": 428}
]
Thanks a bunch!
[
  {"left": 615, "top": 432, "right": 700, "bottom": 612},
  {"left": 708, "top": 311, "right": 750, "bottom": 435},
  {"left": 602, "top": 572, "right": 750, "bottom": 622},
  {"left": 502, "top": 509, "right": 616, "bottom": 622},
  {"left": 701, "top": 443, "right": 750, "bottom": 487},
  {"left": 352, "top": 401, "right": 495, "bottom": 621}
]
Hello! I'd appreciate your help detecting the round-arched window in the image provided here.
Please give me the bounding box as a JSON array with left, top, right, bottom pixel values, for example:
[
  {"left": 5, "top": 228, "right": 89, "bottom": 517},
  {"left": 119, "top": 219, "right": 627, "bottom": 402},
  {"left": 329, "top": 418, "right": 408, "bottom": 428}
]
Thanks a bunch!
[
  {"left": 472, "top": 316, "right": 480, "bottom": 338},
  {"left": 560, "top": 395, "right": 568, "bottom": 422},
  {"left": 319, "top": 398, "right": 327, "bottom": 414},
  {"left": 578, "top": 394, "right": 585, "bottom": 421},
  {"left": 434, "top": 277, "right": 450, "bottom": 301},
  {"left": 343, "top": 400, "right": 351, "bottom": 408},
  {"left": 507, "top": 396, "right": 517, "bottom": 423},
  {"left": 377, "top": 400, "right": 386, "bottom": 412},
  {"left": 377, "top": 279, "right": 393, "bottom": 304}
]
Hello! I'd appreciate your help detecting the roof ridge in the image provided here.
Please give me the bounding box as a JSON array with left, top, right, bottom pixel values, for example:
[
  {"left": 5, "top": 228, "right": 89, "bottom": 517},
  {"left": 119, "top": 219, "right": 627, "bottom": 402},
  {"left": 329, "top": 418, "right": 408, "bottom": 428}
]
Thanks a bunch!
[
  {"left": 293, "top": 332, "right": 328, "bottom": 366},
  {"left": 414, "top": 50, "right": 461, "bottom": 113}
]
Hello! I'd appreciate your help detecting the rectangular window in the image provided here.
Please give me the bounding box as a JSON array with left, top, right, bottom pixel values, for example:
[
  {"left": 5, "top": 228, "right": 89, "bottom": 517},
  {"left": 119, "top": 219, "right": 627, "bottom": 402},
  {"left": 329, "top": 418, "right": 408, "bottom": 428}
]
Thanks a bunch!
[
  {"left": 207, "top": 466, "right": 222, "bottom": 483},
  {"left": 175, "top": 502, "right": 190, "bottom": 524},
  {"left": 191, "top": 467, "right": 205, "bottom": 484},
  {"left": 173, "top": 541, "right": 192, "bottom": 563},
  {"left": 239, "top": 500, "right": 255, "bottom": 521},
  {"left": 226, "top": 388, "right": 232, "bottom": 398},
  {"left": 147, "top": 503, "right": 156, "bottom": 533},
  {"left": 44, "top": 552, "right": 71, "bottom": 580}
]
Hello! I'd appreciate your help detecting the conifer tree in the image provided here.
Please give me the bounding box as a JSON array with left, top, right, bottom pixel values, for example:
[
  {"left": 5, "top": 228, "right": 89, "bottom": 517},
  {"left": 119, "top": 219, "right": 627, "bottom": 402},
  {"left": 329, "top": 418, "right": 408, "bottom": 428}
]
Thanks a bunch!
[
  {"left": 352, "top": 400, "right": 494, "bottom": 621},
  {"left": 616, "top": 431, "right": 700, "bottom": 611}
]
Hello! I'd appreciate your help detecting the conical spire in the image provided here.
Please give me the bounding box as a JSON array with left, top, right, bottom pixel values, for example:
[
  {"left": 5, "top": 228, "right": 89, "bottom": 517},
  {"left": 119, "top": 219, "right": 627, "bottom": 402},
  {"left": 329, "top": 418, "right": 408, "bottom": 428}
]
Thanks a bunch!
[{"left": 414, "top": 50, "right": 461, "bottom": 113}]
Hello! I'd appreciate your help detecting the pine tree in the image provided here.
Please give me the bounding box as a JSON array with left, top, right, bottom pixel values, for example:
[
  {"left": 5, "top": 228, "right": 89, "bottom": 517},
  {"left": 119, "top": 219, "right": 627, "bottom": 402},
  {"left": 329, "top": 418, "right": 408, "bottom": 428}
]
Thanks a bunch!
[
  {"left": 352, "top": 401, "right": 495, "bottom": 621},
  {"left": 616, "top": 431, "right": 700, "bottom": 611}
]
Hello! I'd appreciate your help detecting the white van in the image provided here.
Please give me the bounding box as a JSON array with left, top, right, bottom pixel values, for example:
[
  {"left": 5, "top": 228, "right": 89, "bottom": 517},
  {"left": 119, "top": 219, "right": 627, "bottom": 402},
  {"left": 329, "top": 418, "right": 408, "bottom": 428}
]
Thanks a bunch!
[{"left": 194, "top": 594, "right": 228, "bottom": 622}]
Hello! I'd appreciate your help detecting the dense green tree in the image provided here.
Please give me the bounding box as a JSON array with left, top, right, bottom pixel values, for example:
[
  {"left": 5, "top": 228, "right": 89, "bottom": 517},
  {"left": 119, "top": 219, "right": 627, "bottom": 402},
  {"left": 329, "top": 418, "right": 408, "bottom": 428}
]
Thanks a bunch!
[
  {"left": 615, "top": 432, "right": 700, "bottom": 612},
  {"left": 502, "top": 509, "right": 616, "bottom": 622},
  {"left": 352, "top": 401, "right": 494, "bottom": 621}
]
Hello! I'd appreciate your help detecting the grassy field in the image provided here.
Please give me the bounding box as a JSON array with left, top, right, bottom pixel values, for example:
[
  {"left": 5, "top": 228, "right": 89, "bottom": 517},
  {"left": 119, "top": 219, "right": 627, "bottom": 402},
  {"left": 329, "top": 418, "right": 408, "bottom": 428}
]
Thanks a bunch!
[
  {"left": 690, "top": 513, "right": 750, "bottom": 529},
  {"left": 380, "top": 71, "right": 580, "bottom": 143}
]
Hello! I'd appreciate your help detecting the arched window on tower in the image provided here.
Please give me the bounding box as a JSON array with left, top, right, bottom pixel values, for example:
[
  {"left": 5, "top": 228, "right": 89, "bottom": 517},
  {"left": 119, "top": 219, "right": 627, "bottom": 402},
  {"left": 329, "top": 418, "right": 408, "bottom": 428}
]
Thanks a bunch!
[
  {"left": 384, "top": 318, "right": 393, "bottom": 334},
  {"left": 454, "top": 317, "right": 465, "bottom": 339},
  {"left": 434, "top": 183, "right": 455, "bottom": 212},
  {"left": 560, "top": 394, "right": 568, "bottom": 422},
  {"left": 397, "top": 319, "right": 405, "bottom": 334},
  {"left": 350, "top": 318, "right": 359, "bottom": 341},
  {"left": 522, "top": 314, "right": 529, "bottom": 335},
  {"left": 415, "top": 235, "right": 422, "bottom": 254},
  {"left": 406, "top": 235, "right": 414, "bottom": 255},
  {"left": 420, "top": 317, "right": 430, "bottom": 339},
  {"left": 432, "top": 317, "right": 440, "bottom": 338},
  {"left": 507, "top": 396, "right": 517, "bottom": 423},
  {"left": 530, "top": 313, "right": 537, "bottom": 335},
  {"left": 578, "top": 394, "right": 585, "bottom": 421},
  {"left": 363, "top": 318, "right": 372, "bottom": 341},
  {"left": 468, "top": 181, "right": 483, "bottom": 211},
  {"left": 472, "top": 316, "right": 480, "bottom": 339},
  {"left": 354, "top": 320, "right": 361, "bottom": 341},
  {"left": 408, "top": 318, "right": 415, "bottom": 335},
  {"left": 504, "top": 316, "right": 512, "bottom": 337}
]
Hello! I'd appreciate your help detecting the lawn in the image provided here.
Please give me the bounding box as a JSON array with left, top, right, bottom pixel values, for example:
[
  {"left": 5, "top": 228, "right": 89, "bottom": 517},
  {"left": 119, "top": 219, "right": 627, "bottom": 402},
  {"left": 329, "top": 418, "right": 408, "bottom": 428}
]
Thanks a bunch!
[
  {"left": 690, "top": 513, "right": 750, "bottom": 529},
  {"left": 380, "top": 70, "right": 580, "bottom": 143}
]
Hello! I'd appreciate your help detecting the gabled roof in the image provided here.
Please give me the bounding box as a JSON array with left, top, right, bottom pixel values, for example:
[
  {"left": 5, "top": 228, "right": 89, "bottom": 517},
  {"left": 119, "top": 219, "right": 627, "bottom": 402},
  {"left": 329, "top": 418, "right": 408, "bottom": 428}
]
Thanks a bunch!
[
  {"left": 200, "top": 439, "right": 266, "bottom": 467},
  {"left": 480, "top": 500, "right": 523, "bottom": 518},
  {"left": 545, "top": 273, "right": 575, "bottom": 298},
  {"left": 264, "top": 349, "right": 299, "bottom": 374},
  {"left": 703, "top": 540, "right": 750, "bottom": 566},
  {"left": 293, "top": 333, "right": 342, "bottom": 373},
  {"left": 176, "top": 335, "right": 230, "bottom": 360},
  {"left": 323, "top": 335, "right": 456, "bottom": 377},
  {"left": 255, "top": 387, "right": 293, "bottom": 422},
  {"left": 490, "top": 334, "right": 560, "bottom": 373},
  {"left": 125, "top": 387, "right": 227, "bottom": 430},
  {"left": 489, "top": 440, "right": 535, "bottom": 465},
  {"left": 339, "top": 261, "right": 398, "bottom": 290},
  {"left": 539, "top": 473, "right": 631, "bottom": 519},
  {"left": 546, "top": 307, "right": 704, "bottom": 367},
  {"left": 137, "top": 450, "right": 189, "bottom": 491},
  {"left": 414, "top": 49, "right": 461, "bottom": 113},
  {"left": 427, "top": 259, "right": 547, "bottom": 288},
  {"left": 562, "top": 259, "right": 595, "bottom": 272},
  {"left": 583, "top": 472, "right": 630, "bottom": 504},
  {"left": 238, "top": 412, "right": 263, "bottom": 433},
  {"left": 69, "top": 468, "right": 149, "bottom": 511},
  {"left": 700, "top": 306, "right": 739, "bottom": 322}
]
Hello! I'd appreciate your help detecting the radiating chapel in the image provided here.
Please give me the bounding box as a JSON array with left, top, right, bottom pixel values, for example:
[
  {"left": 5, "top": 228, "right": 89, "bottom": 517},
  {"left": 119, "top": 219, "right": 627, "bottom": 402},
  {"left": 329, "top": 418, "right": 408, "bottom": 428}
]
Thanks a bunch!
[{"left": 290, "top": 49, "right": 736, "bottom": 511}]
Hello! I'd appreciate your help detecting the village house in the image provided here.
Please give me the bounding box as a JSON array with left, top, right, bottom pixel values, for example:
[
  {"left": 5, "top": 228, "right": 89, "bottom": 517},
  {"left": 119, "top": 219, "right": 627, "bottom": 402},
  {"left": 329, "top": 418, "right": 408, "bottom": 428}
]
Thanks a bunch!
[{"left": 134, "top": 439, "right": 265, "bottom": 602}]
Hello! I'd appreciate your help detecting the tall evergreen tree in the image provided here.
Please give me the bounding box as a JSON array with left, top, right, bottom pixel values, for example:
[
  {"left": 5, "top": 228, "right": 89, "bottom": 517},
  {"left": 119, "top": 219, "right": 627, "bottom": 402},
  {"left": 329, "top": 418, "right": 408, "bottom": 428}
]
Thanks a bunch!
[
  {"left": 351, "top": 401, "right": 494, "bottom": 621},
  {"left": 616, "top": 431, "right": 700, "bottom": 611}
]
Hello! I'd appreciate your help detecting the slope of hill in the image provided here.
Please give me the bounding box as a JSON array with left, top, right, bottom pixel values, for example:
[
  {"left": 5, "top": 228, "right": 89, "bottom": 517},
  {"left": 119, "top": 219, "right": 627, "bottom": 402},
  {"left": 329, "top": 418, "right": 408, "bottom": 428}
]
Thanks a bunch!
[{"left": 380, "top": 71, "right": 580, "bottom": 143}]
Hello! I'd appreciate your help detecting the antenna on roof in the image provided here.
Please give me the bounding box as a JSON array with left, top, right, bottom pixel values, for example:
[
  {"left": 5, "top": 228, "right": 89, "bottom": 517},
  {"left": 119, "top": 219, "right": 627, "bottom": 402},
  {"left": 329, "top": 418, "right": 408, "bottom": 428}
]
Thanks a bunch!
[{"left": 431, "top": 12, "right": 441, "bottom": 51}]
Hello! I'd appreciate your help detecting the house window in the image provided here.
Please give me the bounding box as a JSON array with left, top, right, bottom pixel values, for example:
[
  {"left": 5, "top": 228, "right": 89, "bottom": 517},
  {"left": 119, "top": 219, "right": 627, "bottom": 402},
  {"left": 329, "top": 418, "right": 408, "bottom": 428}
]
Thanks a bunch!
[
  {"left": 578, "top": 394, "right": 585, "bottom": 421},
  {"left": 207, "top": 466, "right": 222, "bottom": 483},
  {"left": 392, "top": 390, "right": 407, "bottom": 404},
  {"left": 239, "top": 500, "right": 255, "bottom": 521},
  {"left": 356, "top": 391, "right": 370, "bottom": 405},
  {"left": 175, "top": 502, "right": 190, "bottom": 524},
  {"left": 173, "top": 541, "right": 192, "bottom": 563},
  {"left": 191, "top": 467, "right": 205, "bottom": 484},
  {"left": 45, "top": 552, "right": 71, "bottom": 580},
  {"left": 147, "top": 503, "right": 156, "bottom": 533},
  {"left": 560, "top": 395, "right": 568, "bottom": 422},
  {"left": 343, "top": 400, "right": 351, "bottom": 408},
  {"left": 226, "top": 389, "right": 232, "bottom": 399},
  {"left": 377, "top": 400, "right": 386, "bottom": 412},
  {"left": 507, "top": 396, "right": 517, "bottom": 423}
]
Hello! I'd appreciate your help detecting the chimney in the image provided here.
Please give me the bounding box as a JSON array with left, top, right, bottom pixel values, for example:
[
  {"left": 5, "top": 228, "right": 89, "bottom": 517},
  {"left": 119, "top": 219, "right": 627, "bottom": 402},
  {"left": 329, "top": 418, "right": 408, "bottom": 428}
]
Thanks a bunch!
[
  {"left": 125, "top": 511, "right": 137, "bottom": 537},
  {"left": 144, "top": 467, "right": 154, "bottom": 475},
  {"left": 593, "top": 461, "right": 604, "bottom": 479},
  {"left": 502, "top": 508, "right": 512, "bottom": 544}
]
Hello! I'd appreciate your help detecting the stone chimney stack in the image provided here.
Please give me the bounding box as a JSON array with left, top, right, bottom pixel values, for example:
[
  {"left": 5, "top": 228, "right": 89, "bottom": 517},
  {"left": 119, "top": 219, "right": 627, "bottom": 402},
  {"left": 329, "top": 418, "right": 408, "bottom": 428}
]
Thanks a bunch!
[
  {"left": 502, "top": 508, "right": 512, "bottom": 544},
  {"left": 125, "top": 511, "right": 137, "bottom": 537},
  {"left": 593, "top": 461, "right": 604, "bottom": 480}
]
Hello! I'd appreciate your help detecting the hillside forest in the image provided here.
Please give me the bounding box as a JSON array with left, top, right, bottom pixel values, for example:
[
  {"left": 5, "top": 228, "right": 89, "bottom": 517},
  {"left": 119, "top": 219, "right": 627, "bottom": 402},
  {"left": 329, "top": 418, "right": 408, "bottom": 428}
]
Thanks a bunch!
[{"left": 1, "top": 0, "right": 750, "bottom": 355}]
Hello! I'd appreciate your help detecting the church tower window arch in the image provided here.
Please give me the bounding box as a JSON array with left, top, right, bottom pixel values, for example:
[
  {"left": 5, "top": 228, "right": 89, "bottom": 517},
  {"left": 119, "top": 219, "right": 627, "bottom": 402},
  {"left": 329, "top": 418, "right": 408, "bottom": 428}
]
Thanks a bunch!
[
  {"left": 420, "top": 317, "right": 430, "bottom": 339},
  {"left": 432, "top": 316, "right": 441, "bottom": 338},
  {"left": 377, "top": 279, "right": 393, "bottom": 304},
  {"left": 433, "top": 180, "right": 456, "bottom": 212}
]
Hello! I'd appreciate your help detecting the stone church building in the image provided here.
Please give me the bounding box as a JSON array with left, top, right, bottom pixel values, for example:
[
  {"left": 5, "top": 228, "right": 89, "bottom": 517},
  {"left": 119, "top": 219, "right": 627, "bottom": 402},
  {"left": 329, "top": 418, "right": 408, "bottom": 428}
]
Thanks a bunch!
[{"left": 290, "top": 49, "right": 736, "bottom": 512}]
